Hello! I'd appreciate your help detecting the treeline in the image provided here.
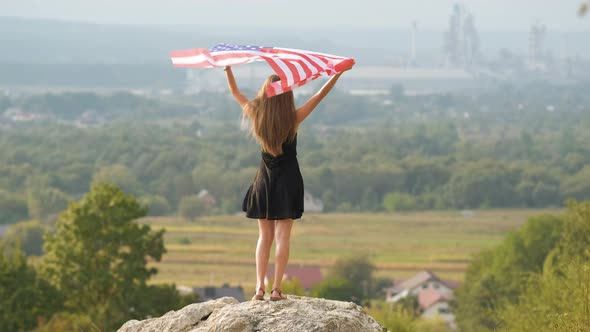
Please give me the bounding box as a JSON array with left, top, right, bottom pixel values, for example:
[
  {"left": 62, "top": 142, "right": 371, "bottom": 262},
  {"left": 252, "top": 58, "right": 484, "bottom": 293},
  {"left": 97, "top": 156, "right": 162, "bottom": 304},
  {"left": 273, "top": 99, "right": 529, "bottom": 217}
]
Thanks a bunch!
[
  {"left": 1, "top": 123, "right": 589, "bottom": 224},
  {"left": 455, "top": 200, "right": 590, "bottom": 331},
  {"left": 1, "top": 83, "right": 590, "bottom": 224},
  {"left": 0, "top": 91, "right": 200, "bottom": 120}
]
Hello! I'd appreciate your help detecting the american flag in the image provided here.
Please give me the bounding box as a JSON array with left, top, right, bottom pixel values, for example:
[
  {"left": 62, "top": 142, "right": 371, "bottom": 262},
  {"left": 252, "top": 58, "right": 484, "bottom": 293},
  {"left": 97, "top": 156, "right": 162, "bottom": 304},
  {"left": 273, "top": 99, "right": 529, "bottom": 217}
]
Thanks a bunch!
[{"left": 170, "top": 44, "right": 354, "bottom": 96}]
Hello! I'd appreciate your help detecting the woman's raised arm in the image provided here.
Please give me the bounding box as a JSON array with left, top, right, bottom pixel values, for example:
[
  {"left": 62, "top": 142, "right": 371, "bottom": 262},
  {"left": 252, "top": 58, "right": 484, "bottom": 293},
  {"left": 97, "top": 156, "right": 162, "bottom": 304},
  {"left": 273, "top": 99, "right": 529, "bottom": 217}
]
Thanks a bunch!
[
  {"left": 225, "top": 66, "right": 249, "bottom": 107},
  {"left": 295, "top": 70, "right": 348, "bottom": 125}
]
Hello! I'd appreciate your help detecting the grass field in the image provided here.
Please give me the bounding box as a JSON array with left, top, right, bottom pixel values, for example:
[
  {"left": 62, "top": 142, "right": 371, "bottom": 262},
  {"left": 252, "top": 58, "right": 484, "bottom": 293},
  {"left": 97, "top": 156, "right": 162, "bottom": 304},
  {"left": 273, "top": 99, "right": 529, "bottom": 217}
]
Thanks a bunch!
[{"left": 142, "top": 209, "right": 563, "bottom": 290}]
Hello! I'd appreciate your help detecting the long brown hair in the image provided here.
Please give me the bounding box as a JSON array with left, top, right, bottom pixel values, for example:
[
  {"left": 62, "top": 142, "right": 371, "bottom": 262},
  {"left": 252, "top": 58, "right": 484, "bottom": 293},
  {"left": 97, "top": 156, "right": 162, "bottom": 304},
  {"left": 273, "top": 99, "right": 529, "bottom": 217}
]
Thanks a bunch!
[{"left": 244, "top": 74, "right": 297, "bottom": 156}]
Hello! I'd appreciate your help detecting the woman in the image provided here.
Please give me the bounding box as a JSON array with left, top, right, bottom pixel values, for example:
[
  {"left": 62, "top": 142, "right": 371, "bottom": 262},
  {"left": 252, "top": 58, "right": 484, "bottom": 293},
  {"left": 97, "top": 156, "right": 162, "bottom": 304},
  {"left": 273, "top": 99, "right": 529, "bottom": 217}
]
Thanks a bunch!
[{"left": 225, "top": 65, "right": 351, "bottom": 301}]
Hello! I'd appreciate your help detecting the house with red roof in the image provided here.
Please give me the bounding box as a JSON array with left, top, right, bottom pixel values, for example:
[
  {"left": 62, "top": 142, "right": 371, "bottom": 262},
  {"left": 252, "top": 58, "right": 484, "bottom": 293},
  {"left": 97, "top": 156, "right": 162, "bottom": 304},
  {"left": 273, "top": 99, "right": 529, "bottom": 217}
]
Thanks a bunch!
[
  {"left": 384, "top": 271, "right": 459, "bottom": 329},
  {"left": 385, "top": 271, "right": 457, "bottom": 302},
  {"left": 418, "top": 288, "right": 453, "bottom": 321}
]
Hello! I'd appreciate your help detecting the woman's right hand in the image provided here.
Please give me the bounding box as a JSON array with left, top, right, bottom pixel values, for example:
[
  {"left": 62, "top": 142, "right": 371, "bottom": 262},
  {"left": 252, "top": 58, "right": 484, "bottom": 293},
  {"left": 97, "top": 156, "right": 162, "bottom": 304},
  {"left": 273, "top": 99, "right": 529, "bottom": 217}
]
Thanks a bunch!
[{"left": 336, "top": 58, "right": 355, "bottom": 74}]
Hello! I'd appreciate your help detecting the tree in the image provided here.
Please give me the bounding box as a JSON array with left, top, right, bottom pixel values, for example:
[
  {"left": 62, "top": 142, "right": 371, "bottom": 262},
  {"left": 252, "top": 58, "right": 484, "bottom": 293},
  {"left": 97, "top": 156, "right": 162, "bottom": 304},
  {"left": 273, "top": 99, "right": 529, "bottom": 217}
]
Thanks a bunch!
[
  {"left": 27, "top": 186, "right": 70, "bottom": 222},
  {"left": 365, "top": 302, "right": 416, "bottom": 332},
  {"left": 174, "top": 174, "right": 195, "bottom": 202},
  {"left": 40, "top": 184, "right": 166, "bottom": 331},
  {"left": 140, "top": 195, "right": 171, "bottom": 216},
  {"left": 312, "top": 277, "right": 360, "bottom": 303},
  {"left": 92, "top": 164, "right": 143, "bottom": 196},
  {"left": 26, "top": 183, "right": 71, "bottom": 223},
  {"left": 127, "top": 283, "right": 199, "bottom": 319},
  {"left": 563, "top": 152, "right": 587, "bottom": 173},
  {"left": 220, "top": 195, "right": 240, "bottom": 214},
  {"left": 401, "top": 156, "right": 450, "bottom": 195},
  {"left": 318, "top": 167, "right": 335, "bottom": 189},
  {"left": 33, "top": 313, "right": 98, "bottom": 332},
  {"left": 396, "top": 295, "right": 421, "bottom": 318},
  {"left": 518, "top": 130, "right": 535, "bottom": 158},
  {"left": 321, "top": 189, "right": 336, "bottom": 212},
  {"left": 556, "top": 128, "right": 577, "bottom": 156},
  {"left": 0, "top": 247, "right": 63, "bottom": 331},
  {"left": 515, "top": 167, "right": 561, "bottom": 207},
  {"left": 383, "top": 192, "right": 418, "bottom": 212},
  {"left": 268, "top": 277, "right": 306, "bottom": 296},
  {"left": 414, "top": 319, "right": 454, "bottom": 332},
  {"left": 360, "top": 187, "right": 380, "bottom": 211},
  {"left": 498, "top": 201, "right": 590, "bottom": 331},
  {"left": 455, "top": 214, "right": 564, "bottom": 331},
  {"left": 329, "top": 255, "right": 376, "bottom": 299},
  {"left": 336, "top": 201, "right": 355, "bottom": 213},
  {"left": 1, "top": 220, "right": 49, "bottom": 256},
  {"left": 546, "top": 200, "right": 590, "bottom": 267},
  {"left": 365, "top": 301, "right": 452, "bottom": 332},
  {"left": 0, "top": 190, "right": 28, "bottom": 224},
  {"left": 561, "top": 166, "right": 590, "bottom": 201},
  {"left": 53, "top": 163, "right": 94, "bottom": 195},
  {"left": 499, "top": 260, "right": 590, "bottom": 332},
  {"left": 178, "top": 195, "right": 205, "bottom": 221},
  {"left": 449, "top": 161, "right": 518, "bottom": 208}
]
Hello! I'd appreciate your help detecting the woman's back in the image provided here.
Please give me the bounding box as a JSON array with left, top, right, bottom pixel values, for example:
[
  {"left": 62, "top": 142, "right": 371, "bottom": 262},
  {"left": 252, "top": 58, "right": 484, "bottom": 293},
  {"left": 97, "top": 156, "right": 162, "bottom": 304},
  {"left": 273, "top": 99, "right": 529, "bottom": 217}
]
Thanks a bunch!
[{"left": 261, "top": 135, "right": 298, "bottom": 169}]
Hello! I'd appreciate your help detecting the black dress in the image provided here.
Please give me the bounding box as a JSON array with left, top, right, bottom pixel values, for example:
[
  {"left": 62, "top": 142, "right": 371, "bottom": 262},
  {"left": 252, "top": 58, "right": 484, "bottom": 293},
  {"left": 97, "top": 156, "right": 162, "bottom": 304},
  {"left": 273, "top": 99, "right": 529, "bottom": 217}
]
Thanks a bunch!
[{"left": 242, "top": 135, "right": 304, "bottom": 220}]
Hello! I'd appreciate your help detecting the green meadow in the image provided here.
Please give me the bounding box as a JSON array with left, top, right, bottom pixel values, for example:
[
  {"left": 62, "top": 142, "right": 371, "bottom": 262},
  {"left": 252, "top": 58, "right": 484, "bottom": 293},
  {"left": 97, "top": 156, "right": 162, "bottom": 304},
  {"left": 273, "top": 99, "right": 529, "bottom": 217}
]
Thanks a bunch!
[{"left": 143, "top": 209, "right": 563, "bottom": 289}]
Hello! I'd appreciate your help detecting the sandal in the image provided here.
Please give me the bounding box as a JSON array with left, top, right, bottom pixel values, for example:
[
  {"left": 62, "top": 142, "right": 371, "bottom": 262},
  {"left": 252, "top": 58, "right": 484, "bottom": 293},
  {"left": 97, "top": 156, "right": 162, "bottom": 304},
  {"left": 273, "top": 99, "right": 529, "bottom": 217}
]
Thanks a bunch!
[
  {"left": 251, "top": 288, "right": 265, "bottom": 301},
  {"left": 270, "top": 288, "right": 287, "bottom": 301}
]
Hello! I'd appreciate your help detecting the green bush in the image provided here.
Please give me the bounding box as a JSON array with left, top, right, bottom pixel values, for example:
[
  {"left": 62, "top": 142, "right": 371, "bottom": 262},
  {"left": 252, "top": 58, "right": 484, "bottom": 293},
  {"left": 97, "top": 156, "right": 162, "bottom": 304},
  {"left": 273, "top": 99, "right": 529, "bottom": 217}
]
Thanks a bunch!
[
  {"left": 0, "top": 248, "right": 63, "bottom": 331},
  {"left": 178, "top": 195, "right": 205, "bottom": 221},
  {"left": 383, "top": 192, "right": 419, "bottom": 212},
  {"left": 141, "top": 195, "right": 171, "bottom": 216},
  {"left": 312, "top": 276, "right": 359, "bottom": 303}
]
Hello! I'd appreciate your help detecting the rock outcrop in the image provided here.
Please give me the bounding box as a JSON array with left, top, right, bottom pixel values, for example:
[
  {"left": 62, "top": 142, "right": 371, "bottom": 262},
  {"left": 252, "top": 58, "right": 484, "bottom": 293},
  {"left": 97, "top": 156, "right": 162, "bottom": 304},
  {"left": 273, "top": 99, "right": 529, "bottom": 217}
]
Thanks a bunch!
[{"left": 118, "top": 295, "right": 388, "bottom": 332}]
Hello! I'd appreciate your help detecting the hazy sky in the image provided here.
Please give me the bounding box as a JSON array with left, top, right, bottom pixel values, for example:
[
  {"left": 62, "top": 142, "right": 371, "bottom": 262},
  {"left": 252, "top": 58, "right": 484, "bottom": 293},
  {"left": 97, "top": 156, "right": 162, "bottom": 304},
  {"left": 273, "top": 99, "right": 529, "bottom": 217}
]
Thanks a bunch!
[{"left": 2, "top": 0, "right": 589, "bottom": 30}]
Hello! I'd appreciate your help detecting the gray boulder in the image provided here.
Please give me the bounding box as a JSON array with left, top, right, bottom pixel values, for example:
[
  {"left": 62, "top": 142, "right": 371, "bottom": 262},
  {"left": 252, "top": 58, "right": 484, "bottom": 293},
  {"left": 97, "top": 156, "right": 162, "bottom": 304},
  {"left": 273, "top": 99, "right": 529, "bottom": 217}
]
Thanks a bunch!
[{"left": 118, "top": 295, "right": 388, "bottom": 332}]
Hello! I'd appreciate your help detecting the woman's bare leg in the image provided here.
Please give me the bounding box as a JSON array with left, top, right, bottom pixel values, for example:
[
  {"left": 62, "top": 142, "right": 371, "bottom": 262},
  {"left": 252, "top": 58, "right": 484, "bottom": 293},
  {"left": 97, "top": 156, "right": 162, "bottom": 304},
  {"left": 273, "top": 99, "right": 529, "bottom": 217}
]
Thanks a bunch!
[
  {"left": 255, "top": 219, "right": 275, "bottom": 296},
  {"left": 272, "top": 219, "right": 294, "bottom": 295}
]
